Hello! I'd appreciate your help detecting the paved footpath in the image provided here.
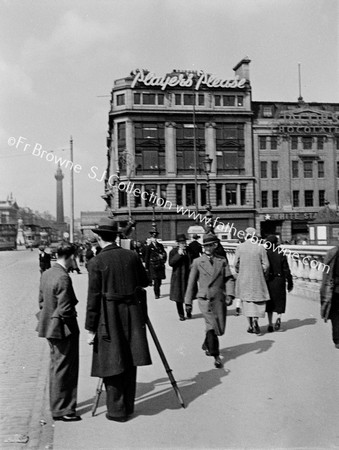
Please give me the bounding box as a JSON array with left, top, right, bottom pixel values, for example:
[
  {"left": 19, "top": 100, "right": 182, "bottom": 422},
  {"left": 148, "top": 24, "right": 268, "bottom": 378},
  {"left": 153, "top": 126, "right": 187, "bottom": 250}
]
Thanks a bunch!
[{"left": 1, "top": 250, "right": 339, "bottom": 449}]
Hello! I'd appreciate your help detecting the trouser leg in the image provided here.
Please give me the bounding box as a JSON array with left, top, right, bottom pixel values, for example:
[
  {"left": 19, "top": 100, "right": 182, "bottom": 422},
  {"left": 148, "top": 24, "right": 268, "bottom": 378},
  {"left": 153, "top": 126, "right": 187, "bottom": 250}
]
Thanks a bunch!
[
  {"left": 203, "top": 329, "right": 219, "bottom": 357},
  {"left": 104, "top": 366, "right": 137, "bottom": 418},
  {"left": 48, "top": 335, "right": 79, "bottom": 417},
  {"left": 176, "top": 302, "right": 185, "bottom": 319},
  {"left": 329, "top": 308, "right": 339, "bottom": 345},
  {"left": 153, "top": 279, "right": 161, "bottom": 297}
]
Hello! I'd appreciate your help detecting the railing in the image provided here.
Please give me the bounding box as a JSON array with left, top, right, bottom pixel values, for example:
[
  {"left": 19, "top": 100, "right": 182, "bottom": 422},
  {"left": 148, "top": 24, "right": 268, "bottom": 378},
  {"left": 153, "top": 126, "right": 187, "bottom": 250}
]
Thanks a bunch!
[{"left": 161, "top": 240, "right": 336, "bottom": 301}]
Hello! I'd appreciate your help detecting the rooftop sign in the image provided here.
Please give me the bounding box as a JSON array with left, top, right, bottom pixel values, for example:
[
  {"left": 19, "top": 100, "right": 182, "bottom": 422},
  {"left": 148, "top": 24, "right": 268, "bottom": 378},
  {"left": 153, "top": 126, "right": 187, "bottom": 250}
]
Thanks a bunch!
[{"left": 131, "top": 69, "right": 247, "bottom": 91}]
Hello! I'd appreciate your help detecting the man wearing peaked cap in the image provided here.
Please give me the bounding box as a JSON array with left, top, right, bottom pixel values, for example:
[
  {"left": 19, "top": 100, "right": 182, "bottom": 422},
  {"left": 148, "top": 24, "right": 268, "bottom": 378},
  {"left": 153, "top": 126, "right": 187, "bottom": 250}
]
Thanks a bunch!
[
  {"left": 144, "top": 229, "right": 167, "bottom": 299},
  {"left": 85, "top": 216, "right": 152, "bottom": 422},
  {"left": 185, "top": 232, "right": 235, "bottom": 369},
  {"left": 169, "top": 234, "right": 191, "bottom": 320}
]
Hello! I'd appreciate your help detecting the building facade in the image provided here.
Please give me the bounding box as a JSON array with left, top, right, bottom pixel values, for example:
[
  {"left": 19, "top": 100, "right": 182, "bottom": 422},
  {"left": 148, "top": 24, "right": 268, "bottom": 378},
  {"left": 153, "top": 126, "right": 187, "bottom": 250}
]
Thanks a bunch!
[
  {"left": 103, "top": 58, "right": 257, "bottom": 240},
  {"left": 253, "top": 101, "right": 339, "bottom": 243}
]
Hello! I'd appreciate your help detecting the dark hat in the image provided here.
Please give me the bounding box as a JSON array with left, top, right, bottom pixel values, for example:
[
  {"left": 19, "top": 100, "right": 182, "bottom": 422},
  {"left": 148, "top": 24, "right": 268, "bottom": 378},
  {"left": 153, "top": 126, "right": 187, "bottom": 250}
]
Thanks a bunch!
[
  {"left": 265, "top": 234, "right": 278, "bottom": 245},
  {"left": 149, "top": 230, "right": 159, "bottom": 237},
  {"left": 91, "top": 218, "right": 118, "bottom": 235},
  {"left": 176, "top": 233, "right": 187, "bottom": 242},
  {"left": 202, "top": 233, "right": 219, "bottom": 246},
  {"left": 192, "top": 234, "right": 199, "bottom": 239}
]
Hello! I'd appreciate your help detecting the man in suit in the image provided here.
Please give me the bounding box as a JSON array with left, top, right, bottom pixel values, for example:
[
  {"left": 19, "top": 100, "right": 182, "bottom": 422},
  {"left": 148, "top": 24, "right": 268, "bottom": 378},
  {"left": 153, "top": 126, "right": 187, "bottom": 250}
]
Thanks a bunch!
[
  {"left": 144, "top": 229, "right": 167, "bottom": 299},
  {"left": 86, "top": 218, "right": 152, "bottom": 422},
  {"left": 185, "top": 233, "right": 235, "bottom": 368},
  {"left": 37, "top": 242, "right": 81, "bottom": 422},
  {"left": 39, "top": 245, "right": 51, "bottom": 274}
]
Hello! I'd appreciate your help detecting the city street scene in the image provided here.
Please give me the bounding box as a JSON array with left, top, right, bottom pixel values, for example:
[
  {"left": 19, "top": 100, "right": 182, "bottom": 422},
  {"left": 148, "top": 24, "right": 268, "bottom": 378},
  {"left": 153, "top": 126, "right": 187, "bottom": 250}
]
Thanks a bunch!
[{"left": 1, "top": 1, "right": 339, "bottom": 449}]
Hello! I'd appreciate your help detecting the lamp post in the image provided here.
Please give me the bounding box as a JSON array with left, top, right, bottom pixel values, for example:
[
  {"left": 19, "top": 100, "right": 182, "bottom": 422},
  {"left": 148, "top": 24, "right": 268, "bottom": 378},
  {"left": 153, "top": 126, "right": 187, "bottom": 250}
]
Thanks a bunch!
[
  {"left": 203, "top": 155, "right": 213, "bottom": 232},
  {"left": 151, "top": 187, "right": 157, "bottom": 233},
  {"left": 69, "top": 136, "right": 74, "bottom": 243}
]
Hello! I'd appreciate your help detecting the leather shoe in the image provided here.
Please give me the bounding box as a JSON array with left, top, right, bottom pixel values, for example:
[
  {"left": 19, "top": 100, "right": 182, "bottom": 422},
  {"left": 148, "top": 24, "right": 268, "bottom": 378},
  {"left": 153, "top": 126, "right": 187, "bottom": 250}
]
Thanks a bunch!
[
  {"left": 247, "top": 326, "right": 253, "bottom": 333},
  {"left": 267, "top": 325, "right": 274, "bottom": 333},
  {"left": 105, "top": 413, "right": 127, "bottom": 422},
  {"left": 53, "top": 414, "right": 81, "bottom": 422},
  {"left": 253, "top": 319, "right": 260, "bottom": 335},
  {"left": 202, "top": 343, "right": 211, "bottom": 356},
  {"left": 274, "top": 318, "right": 281, "bottom": 331},
  {"left": 179, "top": 316, "right": 186, "bottom": 321},
  {"left": 214, "top": 357, "right": 223, "bottom": 368}
]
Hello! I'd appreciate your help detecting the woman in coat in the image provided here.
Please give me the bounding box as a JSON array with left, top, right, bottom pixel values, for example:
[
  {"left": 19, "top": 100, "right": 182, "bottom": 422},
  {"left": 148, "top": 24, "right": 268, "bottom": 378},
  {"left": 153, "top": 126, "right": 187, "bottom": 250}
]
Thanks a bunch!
[
  {"left": 234, "top": 227, "right": 270, "bottom": 335},
  {"left": 169, "top": 234, "right": 191, "bottom": 321},
  {"left": 264, "top": 235, "right": 293, "bottom": 332}
]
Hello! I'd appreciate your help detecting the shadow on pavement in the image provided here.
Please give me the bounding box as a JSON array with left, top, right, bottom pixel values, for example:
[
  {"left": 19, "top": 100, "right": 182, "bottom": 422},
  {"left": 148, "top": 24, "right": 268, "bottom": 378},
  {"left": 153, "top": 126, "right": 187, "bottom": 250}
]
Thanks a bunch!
[
  {"left": 279, "top": 317, "right": 317, "bottom": 331},
  {"left": 220, "top": 339, "right": 275, "bottom": 362}
]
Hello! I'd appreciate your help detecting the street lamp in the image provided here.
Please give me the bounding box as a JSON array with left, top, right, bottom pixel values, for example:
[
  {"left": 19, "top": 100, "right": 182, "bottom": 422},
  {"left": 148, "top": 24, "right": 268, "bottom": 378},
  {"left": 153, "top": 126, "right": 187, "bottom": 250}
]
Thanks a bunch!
[
  {"left": 203, "top": 155, "right": 213, "bottom": 232},
  {"left": 151, "top": 187, "right": 157, "bottom": 233}
]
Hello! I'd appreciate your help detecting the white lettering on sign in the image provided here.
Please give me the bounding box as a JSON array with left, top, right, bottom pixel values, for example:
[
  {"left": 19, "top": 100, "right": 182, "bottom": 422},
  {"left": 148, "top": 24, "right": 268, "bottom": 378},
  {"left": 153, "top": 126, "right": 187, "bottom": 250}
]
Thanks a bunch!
[{"left": 131, "top": 69, "right": 247, "bottom": 91}]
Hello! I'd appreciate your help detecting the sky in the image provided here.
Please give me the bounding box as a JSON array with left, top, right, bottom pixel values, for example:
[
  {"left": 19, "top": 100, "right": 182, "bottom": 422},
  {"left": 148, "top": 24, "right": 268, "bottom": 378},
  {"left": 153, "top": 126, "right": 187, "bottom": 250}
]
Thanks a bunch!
[{"left": 0, "top": 0, "right": 338, "bottom": 219}]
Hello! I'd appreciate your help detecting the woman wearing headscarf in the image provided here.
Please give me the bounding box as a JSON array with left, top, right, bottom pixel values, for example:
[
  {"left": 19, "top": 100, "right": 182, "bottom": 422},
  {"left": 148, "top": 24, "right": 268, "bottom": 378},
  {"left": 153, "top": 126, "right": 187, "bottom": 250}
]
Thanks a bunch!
[{"left": 265, "top": 235, "right": 293, "bottom": 332}]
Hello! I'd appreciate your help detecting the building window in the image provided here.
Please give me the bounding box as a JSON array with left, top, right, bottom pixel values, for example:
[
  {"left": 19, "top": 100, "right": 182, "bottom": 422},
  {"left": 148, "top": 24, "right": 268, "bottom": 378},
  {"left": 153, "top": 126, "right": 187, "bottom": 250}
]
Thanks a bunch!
[
  {"left": 259, "top": 136, "right": 267, "bottom": 150},
  {"left": 302, "top": 136, "right": 313, "bottom": 150},
  {"left": 201, "top": 184, "right": 207, "bottom": 206},
  {"left": 293, "top": 191, "right": 299, "bottom": 207},
  {"left": 271, "top": 161, "right": 278, "bottom": 178},
  {"left": 160, "top": 184, "right": 167, "bottom": 204},
  {"left": 183, "top": 94, "right": 195, "bottom": 105},
  {"left": 261, "top": 191, "right": 268, "bottom": 208},
  {"left": 176, "top": 123, "right": 205, "bottom": 174},
  {"left": 143, "top": 93, "right": 156, "bottom": 105},
  {"left": 186, "top": 184, "right": 196, "bottom": 206},
  {"left": 175, "top": 94, "right": 181, "bottom": 105},
  {"left": 319, "top": 190, "right": 325, "bottom": 207},
  {"left": 215, "top": 95, "right": 221, "bottom": 106},
  {"left": 134, "top": 93, "right": 141, "bottom": 104},
  {"left": 271, "top": 136, "right": 278, "bottom": 150},
  {"left": 318, "top": 161, "right": 324, "bottom": 178},
  {"left": 135, "top": 123, "right": 165, "bottom": 174},
  {"left": 176, "top": 185, "right": 183, "bottom": 205},
  {"left": 116, "top": 94, "right": 125, "bottom": 106},
  {"left": 216, "top": 124, "right": 245, "bottom": 175},
  {"left": 158, "top": 94, "right": 164, "bottom": 105},
  {"left": 292, "top": 160, "right": 299, "bottom": 178},
  {"left": 260, "top": 161, "right": 267, "bottom": 178},
  {"left": 223, "top": 95, "right": 235, "bottom": 106},
  {"left": 240, "top": 184, "right": 247, "bottom": 205},
  {"left": 133, "top": 184, "right": 142, "bottom": 207},
  {"left": 198, "top": 94, "right": 204, "bottom": 105},
  {"left": 272, "top": 191, "right": 279, "bottom": 208},
  {"left": 317, "top": 137, "right": 324, "bottom": 150},
  {"left": 216, "top": 184, "right": 223, "bottom": 206},
  {"left": 226, "top": 184, "right": 237, "bottom": 205},
  {"left": 337, "top": 162, "right": 339, "bottom": 177},
  {"left": 117, "top": 122, "right": 126, "bottom": 175},
  {"left": 263, "top": 106, "right": 273, "bottom": 117},
  {"left": 303, "top": 161, "right": 313, "bottom": 178},
  {"left": 237, "top": 96, "right": 244, "bottom": 107},
  {"left": 336, "top": 137, "right": 339, "bottom": 150},
  {"left": 119, "top": 189, "right": 127, "bottom": 207},
  {"left": 291, "top": 136, "right": 298, "bottom": 150},
  {"left": 305, "top": 190, "right": 314, "bottom": 207},
  {"left": 143, "top": 184, "right": 157, "bottom": 207}
]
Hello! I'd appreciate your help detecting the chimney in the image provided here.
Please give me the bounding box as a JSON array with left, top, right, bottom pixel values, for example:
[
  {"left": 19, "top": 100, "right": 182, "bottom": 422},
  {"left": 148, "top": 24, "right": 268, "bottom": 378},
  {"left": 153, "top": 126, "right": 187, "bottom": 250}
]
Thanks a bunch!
[{"left": 233, "top": 57, "right": 251, "bottom": 80}]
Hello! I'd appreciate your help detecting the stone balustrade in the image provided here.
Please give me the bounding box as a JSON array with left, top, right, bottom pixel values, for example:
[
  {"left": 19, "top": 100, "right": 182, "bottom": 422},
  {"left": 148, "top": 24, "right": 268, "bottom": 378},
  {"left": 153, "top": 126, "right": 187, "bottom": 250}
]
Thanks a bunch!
[{"left": 161, "top": 240, "right": 336, "bottom": 301}]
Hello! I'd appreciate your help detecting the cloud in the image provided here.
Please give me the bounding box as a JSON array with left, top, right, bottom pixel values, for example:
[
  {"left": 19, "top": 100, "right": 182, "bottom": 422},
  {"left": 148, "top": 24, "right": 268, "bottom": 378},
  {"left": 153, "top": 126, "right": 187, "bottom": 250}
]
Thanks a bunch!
[
  {"left": 0, "top": 58, "right": 33, "bottom": 103},
  {"left": 22, "top": 10, "right": 117, "bottom": 67}
]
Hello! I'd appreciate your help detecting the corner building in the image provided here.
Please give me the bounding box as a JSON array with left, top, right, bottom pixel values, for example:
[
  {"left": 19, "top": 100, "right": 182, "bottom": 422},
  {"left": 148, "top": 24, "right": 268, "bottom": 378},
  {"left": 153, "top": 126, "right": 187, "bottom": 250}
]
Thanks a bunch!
[
  {"left": 252, "top": 101, "right": 339, "bottom": 243},
  {"left": 104, "top": 58, "right": 256, "bottom": 240}
]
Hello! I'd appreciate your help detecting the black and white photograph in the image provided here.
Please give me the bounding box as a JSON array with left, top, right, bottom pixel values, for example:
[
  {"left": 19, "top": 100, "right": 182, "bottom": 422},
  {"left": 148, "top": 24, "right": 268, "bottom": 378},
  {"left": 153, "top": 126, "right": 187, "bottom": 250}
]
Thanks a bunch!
[{"left": 0, "top": 1, "right": 338, "bottom": 449}]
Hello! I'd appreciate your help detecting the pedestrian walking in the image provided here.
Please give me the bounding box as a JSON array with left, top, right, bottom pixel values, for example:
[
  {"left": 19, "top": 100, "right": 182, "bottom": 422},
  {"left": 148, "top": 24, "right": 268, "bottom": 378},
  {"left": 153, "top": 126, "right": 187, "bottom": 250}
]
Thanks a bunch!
[
  {"left": 36, "top": 242, "right": 81, "bottom": 422},
  {"left": 85, "top": 218, "right": 152, "bottom": 422},
  {"left": 169, "top": 234, "right": 191, "bottom": 321},
  {"left": 185, "top": 233, "right": 235, "bottom": 368},
  {"left": 39, "top": 245, "right": 51, "bottom": 274},
  {"left": 187, "top": 234, "right": 202, "bottom": 261},
  {"left": 320, "top": 244, "right": 339, "bottom": 349},
  {"left": 264, "top": 235, "right": 293, "bottom": 332},
  {"left": 144, "top": 230, "right": 167, "bottom": 299},
  {"left": 234, "top": 227, "right": 270, "bottom": 335}
]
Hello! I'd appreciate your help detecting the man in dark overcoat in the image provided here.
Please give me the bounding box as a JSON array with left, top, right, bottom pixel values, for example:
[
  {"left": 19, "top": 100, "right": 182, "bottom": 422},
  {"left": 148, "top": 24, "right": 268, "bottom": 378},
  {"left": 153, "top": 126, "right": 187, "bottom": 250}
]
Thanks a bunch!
[
  {"left": 185, "top": 233, "right": 235, "bottom": 368},
  {"left": 37, "top": 242, "right": 81, "bottom": 421},
  {"left": 144, "top": 230, "right": 167, "bottom": 298},
  {"left": 85, "top": 218, "right": 152, "bottom": 422},
  {"left": 169, "top": 234, "right": 191, "bottom": 321}
]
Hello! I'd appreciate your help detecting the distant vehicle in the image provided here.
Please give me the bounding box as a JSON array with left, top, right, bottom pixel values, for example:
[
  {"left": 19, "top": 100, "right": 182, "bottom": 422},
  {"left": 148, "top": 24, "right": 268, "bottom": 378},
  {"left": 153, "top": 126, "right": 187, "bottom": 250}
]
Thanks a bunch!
[{"left": 0, "top": 223, "right": 17, "bottom": 250}]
